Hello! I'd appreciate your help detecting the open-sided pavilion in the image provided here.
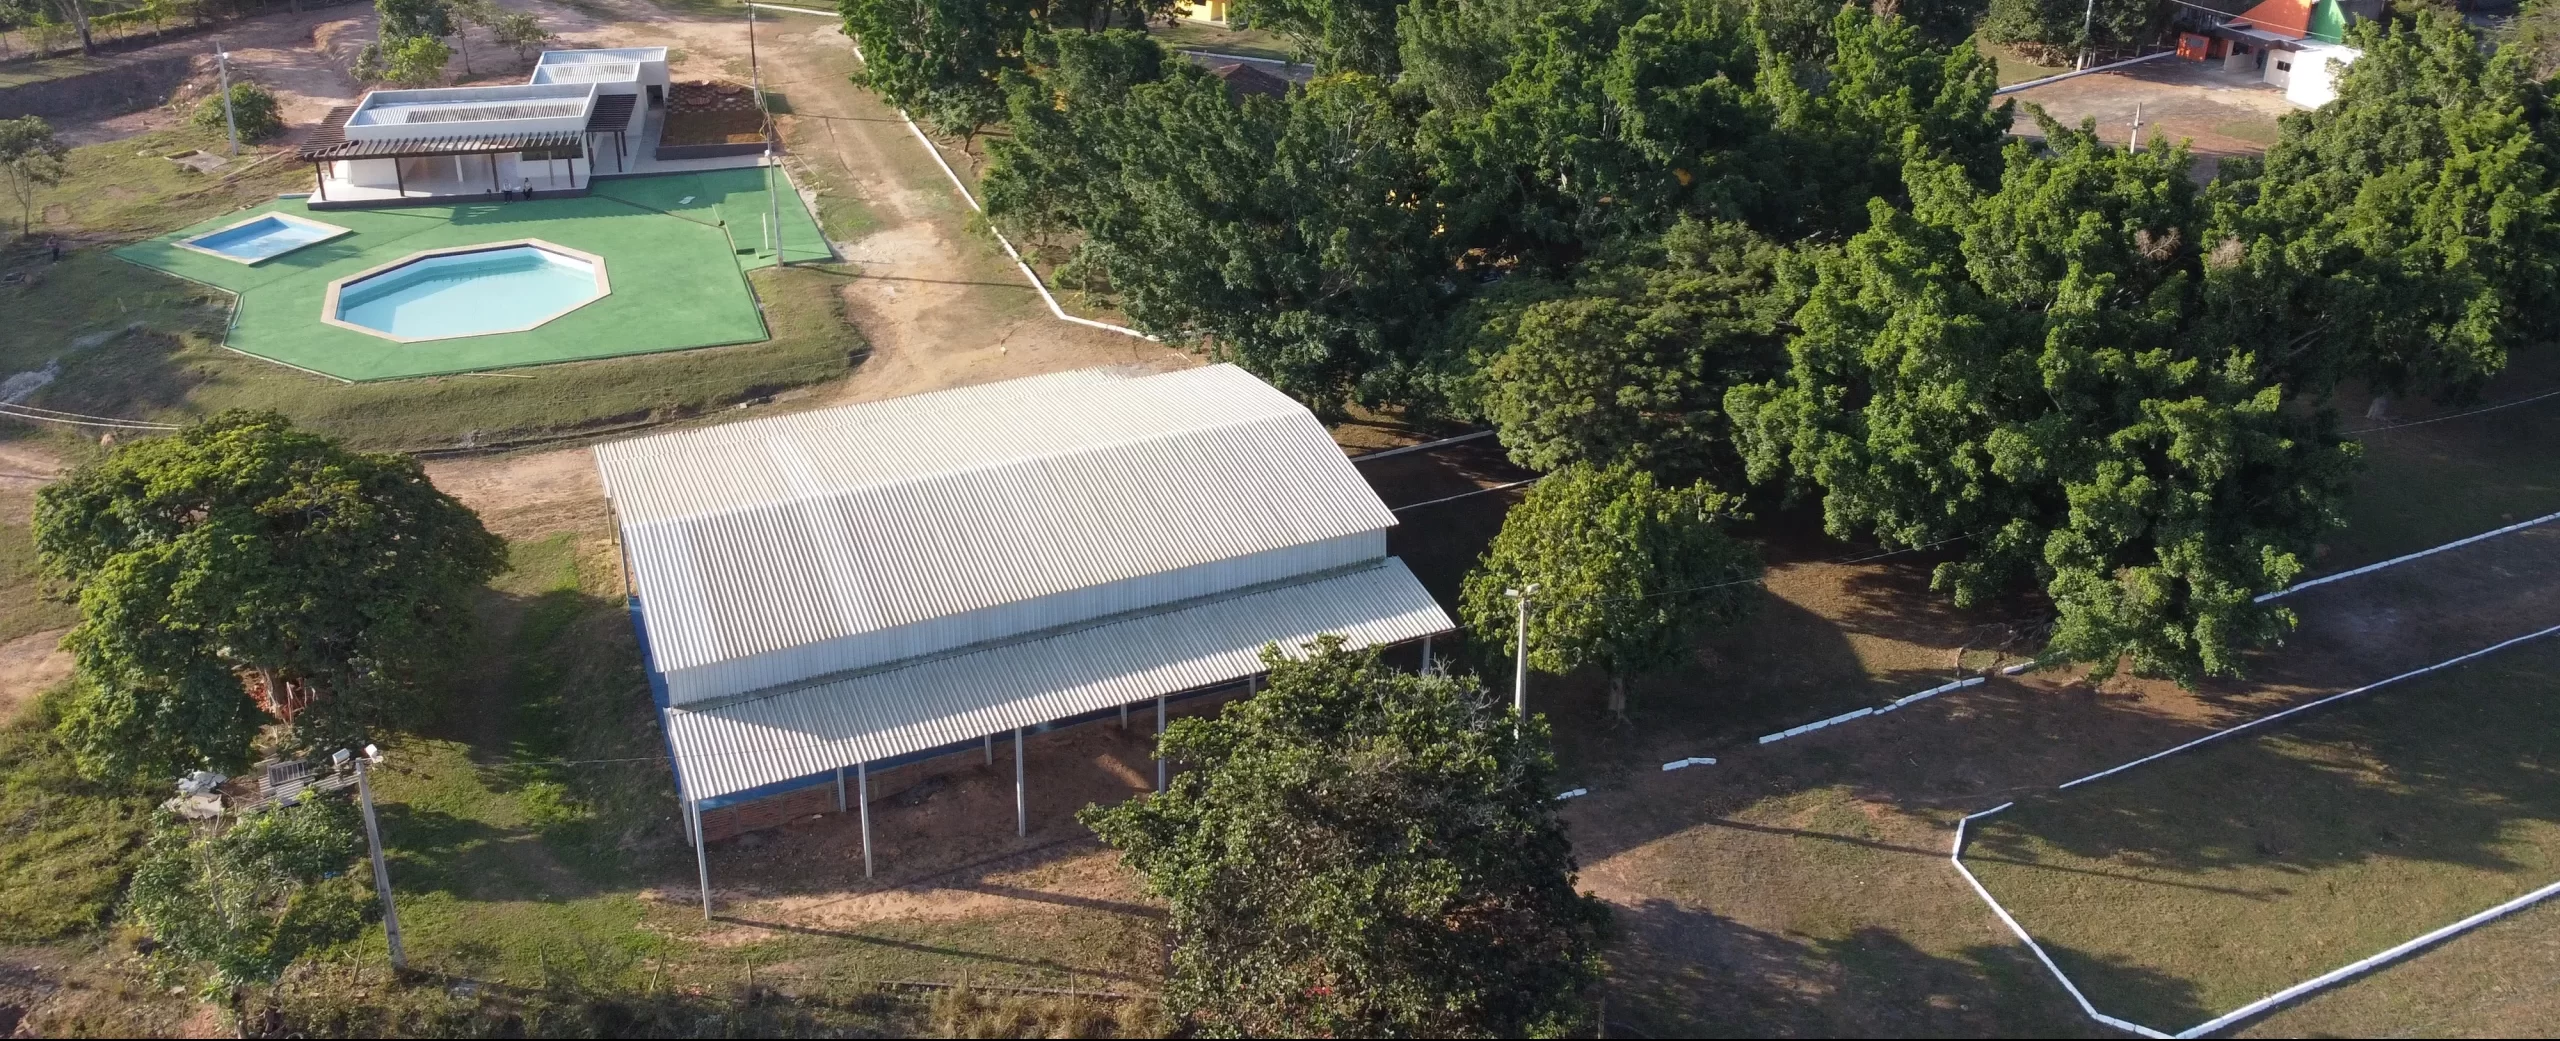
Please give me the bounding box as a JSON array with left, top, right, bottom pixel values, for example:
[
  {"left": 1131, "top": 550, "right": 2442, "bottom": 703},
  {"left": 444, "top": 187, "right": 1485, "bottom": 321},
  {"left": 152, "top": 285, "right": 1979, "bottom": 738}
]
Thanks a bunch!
[{"left": 593, "top": 365, "right": 1455, "bottom": 914}]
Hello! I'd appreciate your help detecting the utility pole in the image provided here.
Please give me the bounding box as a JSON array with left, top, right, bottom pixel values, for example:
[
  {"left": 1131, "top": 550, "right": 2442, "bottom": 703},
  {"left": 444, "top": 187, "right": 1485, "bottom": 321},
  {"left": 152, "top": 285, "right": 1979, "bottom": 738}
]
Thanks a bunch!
[
  {"left": 215, "top": 44, "right": 240, "bottom": 157},
  {"left": 2128, "top": 102, "right": 2144, "bottom": 151},
  {"left": 2079, "top": 0, "right": 2097, "bottom": 70},
  {"left": 749, "top": 3, "right": 783, "bottom": 263},
  {"left": 1506, "top": 584, "right": 1537, "bottom": 734},
  {"left": 344, "top": 746, "right": 406, "bottom": 971}
]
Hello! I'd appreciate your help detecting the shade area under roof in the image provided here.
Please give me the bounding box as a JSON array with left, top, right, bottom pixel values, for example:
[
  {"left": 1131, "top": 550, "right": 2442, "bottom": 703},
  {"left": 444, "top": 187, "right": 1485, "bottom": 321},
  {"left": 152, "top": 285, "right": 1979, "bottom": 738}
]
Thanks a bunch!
[{"left": 666, "top": 558, "right": 1452, "bottom": 802}]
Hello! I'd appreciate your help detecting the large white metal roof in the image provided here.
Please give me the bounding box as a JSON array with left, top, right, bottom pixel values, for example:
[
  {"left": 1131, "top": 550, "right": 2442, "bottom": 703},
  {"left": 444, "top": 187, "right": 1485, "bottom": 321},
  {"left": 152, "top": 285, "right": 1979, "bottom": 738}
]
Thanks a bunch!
[
  {"left": 666, "top": 558, "right": 1452, "bottom": 801},
  {"left": 595, "top": 365, "right": 1401, "bottom": 676}
]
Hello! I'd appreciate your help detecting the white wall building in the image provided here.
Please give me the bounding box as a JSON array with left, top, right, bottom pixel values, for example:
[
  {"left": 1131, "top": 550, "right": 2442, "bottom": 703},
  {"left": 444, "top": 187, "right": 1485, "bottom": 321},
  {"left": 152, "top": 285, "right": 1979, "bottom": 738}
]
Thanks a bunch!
[{"left": 298, "top": 47, "right": 679, "bottom": 205}]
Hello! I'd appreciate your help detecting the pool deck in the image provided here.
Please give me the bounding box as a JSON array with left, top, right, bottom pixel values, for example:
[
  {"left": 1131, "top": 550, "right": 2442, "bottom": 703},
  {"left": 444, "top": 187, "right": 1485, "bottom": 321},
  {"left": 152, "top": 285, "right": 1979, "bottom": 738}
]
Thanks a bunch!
[{"left": 113, "top": 167, "right": 830, "bottom": 381}]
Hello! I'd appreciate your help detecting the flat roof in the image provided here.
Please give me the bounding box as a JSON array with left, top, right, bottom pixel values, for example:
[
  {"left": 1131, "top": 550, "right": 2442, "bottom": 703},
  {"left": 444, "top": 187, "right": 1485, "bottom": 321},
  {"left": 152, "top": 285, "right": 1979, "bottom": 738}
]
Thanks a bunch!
[
  {"left": 348, "top": 82, "right": 595, "bottom": 127},
  {"left": 536, "top": 47, "right": 669, "bottom": 65},
  {"left": 594, "top": 365, "right": 1402, "bottom": 676},
  {"left": 532, "top": 61, "right": 640, "bottom": 85}
]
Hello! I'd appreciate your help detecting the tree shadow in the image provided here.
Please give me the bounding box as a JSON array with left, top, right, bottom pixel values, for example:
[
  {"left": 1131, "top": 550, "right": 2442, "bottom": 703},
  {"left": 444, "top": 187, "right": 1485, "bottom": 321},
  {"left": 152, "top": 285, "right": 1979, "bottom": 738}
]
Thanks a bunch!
[{"left": 1605, "top": 899, "right": 2112, "bottom": 1038}]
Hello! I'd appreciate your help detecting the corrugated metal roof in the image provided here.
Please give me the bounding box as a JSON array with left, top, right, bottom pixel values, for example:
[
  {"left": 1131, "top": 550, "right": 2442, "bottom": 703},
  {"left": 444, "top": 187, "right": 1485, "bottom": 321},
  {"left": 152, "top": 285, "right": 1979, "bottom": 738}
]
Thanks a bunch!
[
  {"left": 663, "top": 559, "right": 1453, "bottom": 801},
  {"left": 596, "top": 365, "right": 1400, "bottom": 676}
]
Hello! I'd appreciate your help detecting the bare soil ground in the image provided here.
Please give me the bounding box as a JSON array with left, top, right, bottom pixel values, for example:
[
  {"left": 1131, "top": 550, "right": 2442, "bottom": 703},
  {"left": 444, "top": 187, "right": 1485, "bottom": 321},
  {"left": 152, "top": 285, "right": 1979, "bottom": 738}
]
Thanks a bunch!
[
  {"left": 47, "top": 9, "right": 376, "bottom": 147},
  {"left": 2006, "top": 58, "right": 2296, "bottom": 179}
]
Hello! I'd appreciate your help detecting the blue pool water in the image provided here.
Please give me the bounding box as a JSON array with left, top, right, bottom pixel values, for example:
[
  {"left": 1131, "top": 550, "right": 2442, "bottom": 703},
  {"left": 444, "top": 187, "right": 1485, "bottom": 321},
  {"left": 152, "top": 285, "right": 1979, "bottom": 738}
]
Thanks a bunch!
[
  {"left": 335, "top": 246, "right": 602, "bottom": 340},
  {"left": 183, "top": 214, "right": 345, "bottom": 262}
]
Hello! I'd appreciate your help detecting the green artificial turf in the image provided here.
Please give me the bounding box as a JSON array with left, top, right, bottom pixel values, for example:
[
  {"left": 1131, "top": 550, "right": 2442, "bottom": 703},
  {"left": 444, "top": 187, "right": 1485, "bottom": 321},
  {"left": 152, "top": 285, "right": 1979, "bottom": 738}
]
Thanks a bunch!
[{"left": 111, "top": 167, "right": 829, "bottom": 381}]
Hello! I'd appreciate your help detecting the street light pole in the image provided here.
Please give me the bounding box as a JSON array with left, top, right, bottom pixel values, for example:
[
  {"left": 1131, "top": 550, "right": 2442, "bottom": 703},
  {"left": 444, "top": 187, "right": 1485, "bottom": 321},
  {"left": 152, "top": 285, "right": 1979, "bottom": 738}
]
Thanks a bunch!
[
  {"left": 1506, "top": 584, "right": 1537, "bottom": 733},
  {"left": 346, "top": 746, "right": 405, "bottom": 971},
  {"left": 215, "top": 44, "right": 240, "bottom": 157}
]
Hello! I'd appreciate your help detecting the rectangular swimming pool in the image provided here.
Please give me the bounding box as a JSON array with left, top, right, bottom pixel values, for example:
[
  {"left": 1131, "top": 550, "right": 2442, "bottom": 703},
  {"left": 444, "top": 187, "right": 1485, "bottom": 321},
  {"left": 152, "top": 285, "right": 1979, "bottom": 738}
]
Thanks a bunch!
[{"left": 176, "top": 212, "right": 353, "bottom": 264}]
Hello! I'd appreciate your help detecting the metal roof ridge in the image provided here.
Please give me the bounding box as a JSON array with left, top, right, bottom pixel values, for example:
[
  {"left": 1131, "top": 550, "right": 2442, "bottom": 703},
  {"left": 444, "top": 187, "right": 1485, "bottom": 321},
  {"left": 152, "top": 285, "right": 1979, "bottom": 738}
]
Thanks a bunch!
[
  {"left": 607, "top": 396, "right": 1330, "bottom": 531},
  {"left": 669, "top": 558, "right": 1403, "bottom": 716}
]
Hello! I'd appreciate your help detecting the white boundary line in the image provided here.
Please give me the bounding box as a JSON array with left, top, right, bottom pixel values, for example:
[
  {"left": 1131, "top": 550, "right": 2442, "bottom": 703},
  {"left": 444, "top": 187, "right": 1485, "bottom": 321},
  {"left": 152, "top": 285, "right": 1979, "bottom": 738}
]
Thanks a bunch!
[
  {"left": 2256, "top": 508, "right": 2560, "bottom": 603},
  {"left": 1952, "top": 621, "right": 2560, "bottom": 1038},
  {"left": 768, "top": 9, "right": 1157, "bottom": 343}
]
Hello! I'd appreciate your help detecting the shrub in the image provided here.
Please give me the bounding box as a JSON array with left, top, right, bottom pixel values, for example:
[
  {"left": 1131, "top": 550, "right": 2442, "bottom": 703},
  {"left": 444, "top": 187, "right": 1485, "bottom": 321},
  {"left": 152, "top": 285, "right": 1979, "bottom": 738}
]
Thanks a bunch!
[{"left": 192, "top": 82, "right": 283, "bottom": 142}]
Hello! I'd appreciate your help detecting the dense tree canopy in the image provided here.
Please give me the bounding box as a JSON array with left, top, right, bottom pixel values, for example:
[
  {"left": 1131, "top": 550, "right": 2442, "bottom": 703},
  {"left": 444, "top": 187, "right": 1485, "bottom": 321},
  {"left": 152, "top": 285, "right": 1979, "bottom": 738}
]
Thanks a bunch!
[
  {"left": 1461, "top": 463, "right": 1760, "bottom": 716},
  {"left": 34, "top": 412, "right": 507, "bottom": 778},
  {"left": 1728, "top": 128, "right": 2360, "bottom": 682},
  {"left": 1082, "top": 637, "right": 1608, "bottom": 1036},
  {"left": 2209, "top": 13, "right": 2560, "bottom": 400},
  {"left": 943, "top": 5, "right": 2551, "bottom": 682}
]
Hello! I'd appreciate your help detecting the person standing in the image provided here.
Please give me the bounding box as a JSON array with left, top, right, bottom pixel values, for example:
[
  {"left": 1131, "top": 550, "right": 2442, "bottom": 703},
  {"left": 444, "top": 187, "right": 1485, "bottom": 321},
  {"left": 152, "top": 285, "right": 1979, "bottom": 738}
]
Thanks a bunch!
[{"left": 46, "top": 236, "right": 61, "bottom": 262}]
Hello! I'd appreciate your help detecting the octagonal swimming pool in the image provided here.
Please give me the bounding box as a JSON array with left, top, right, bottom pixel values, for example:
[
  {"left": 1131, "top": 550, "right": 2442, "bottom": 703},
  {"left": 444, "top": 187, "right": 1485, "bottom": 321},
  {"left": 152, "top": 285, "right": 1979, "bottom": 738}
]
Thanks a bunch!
[{"left": 327, "top": 242, "right": 607, "bottom": 342}]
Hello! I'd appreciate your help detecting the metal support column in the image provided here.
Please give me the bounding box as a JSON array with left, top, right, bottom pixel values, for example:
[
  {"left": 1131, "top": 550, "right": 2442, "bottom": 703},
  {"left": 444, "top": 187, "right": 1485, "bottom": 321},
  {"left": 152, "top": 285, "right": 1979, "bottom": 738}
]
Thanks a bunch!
[
  {"left": 693, "top": 798, "right": 712, "bottom": 919},
  {"left": 1155, "top": 696, "right": 1168, "bottom": 792},
  {"left": 857, "top": 761, "right": 873, "bottom": 878},
  {"left": 1120, "top": 703, "right": 1128, "bottom": 730},
  {"left": 834, "top": 766, "right": 846, "bottom": 813},
  {"left": 1422, "top": 634, "right": 1433, "bottom": 672},
  {"left": 984, "top": 733, "right": 992, "bottom": 764},
  {"left": 1013, "top": 727, "right": 1027, "bottom": 837}
]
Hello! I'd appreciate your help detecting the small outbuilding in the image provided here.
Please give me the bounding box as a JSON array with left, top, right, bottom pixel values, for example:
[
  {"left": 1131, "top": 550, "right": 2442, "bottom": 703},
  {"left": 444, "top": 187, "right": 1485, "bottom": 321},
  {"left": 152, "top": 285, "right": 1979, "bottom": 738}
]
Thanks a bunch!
[
  {"left": 2215, "top": 0, "right": 2362, "bottom": 108},
  {"left": 595, "top": 365, "right": 1455, "bottom": 911}
]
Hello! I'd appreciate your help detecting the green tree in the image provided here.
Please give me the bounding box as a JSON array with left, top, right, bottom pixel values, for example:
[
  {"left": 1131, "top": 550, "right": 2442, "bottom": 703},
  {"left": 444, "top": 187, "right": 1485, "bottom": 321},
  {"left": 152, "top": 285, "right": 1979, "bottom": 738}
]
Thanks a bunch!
[
  {"left": 1082, "top": 637, "right": 1609, "bottom": 1037},
  {"left": 445, "top": 0, "right": 496, "bottom": 74},
  {"left": 375, "top": 0, "right": 452, "bottom": 41},
  {"left": 192, "top": 82, "right": 283, "bottom": 141},
  {"left": 841, "top": 0, "right": 1041, "bottom": 136},
  {"left": 1757, "top": 6, "right": 2010, "bottom": 237},
  {"left": 33, "top": 411, "right": 507, "bottom": 779},
  {"left": 989, "top": 62, "right": 1452, "bottom": 412},
  {"left": 1474, "top": 218, "right": 1794, "bottom": 478},
  {"left": 127, "top": 797, "right": 371, "bottom": 989},
  {"left": 2209, "top": 13, "right": 2560, "bottom": 400},
  {"left": 1237, "top": 0, "right": 1405, "bottom": 72},
  {"left": 0, "top": 115, "right": 67, "bottom": 237},
  {"left": 1728, "top": 130, "right": 2360, "bottom": 684},
  {"left": 1461, "top": 462, "right": 1760, "bottom": 718},
  {"left": 1395, "top": 0, "right": 1536, "bottom": 116},
  {"left": 1979, "top": 0, "right": 2149, "bottom": 59},
  {"left": 1430, "top": 0, "right": 1768, "bottom": 264},
  {"left": 355, "top": 34, "right": 453, "bottom": 87},
  {"left": 491, "top": 11, "right": 556, "bottom": 65}
]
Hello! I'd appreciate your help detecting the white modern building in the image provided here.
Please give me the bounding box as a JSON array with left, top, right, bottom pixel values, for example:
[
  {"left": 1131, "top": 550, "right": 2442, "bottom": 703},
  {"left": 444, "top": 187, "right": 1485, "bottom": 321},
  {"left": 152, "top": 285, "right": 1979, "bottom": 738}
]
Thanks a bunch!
[
  {"left": 594, "top": 365, "right": 1454, "bottom": 910},
  {"left": 297, "top": 47, "right": 689, "bottom": 206}
]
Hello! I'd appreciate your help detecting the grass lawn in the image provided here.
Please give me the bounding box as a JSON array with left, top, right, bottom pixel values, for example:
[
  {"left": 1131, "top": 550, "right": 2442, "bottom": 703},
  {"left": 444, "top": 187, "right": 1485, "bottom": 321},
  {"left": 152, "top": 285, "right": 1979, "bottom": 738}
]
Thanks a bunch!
[
  {"left": 2328, "top": 353, "right": 2560, "bottom": 569},
  {"left": 1960, "top": 637, "right": 2560, "bottom": 1032},
  {"left": 1977, "top": 39, "right": 2068, "bottom": 87},
  {"left": 109, "top": 167, "right": 827, "bottom": 381}
]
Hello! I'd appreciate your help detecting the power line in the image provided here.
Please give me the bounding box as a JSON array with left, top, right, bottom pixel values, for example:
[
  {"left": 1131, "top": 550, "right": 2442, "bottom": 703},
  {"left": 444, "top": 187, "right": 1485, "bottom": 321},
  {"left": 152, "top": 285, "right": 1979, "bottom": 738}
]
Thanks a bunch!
[{"left": 2344, "top": 387, "right": 2560, "bottom": 435}]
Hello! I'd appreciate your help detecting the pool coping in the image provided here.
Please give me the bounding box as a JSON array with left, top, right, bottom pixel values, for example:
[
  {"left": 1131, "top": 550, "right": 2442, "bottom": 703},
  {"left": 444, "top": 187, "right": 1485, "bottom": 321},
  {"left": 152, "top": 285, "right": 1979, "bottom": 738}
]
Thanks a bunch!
[
  {"left": 319, "top": 238, "right": 613, "bottom": 344},
  {"left": 172, "top": 211, "right": 356, "bottom": 265}
]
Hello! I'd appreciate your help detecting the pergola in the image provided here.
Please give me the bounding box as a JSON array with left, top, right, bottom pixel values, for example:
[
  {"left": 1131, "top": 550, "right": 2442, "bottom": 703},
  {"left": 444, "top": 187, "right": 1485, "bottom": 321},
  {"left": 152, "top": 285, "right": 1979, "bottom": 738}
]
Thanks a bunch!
[{"left": 299, "top": 106, "right": 589, "bottom": 202}]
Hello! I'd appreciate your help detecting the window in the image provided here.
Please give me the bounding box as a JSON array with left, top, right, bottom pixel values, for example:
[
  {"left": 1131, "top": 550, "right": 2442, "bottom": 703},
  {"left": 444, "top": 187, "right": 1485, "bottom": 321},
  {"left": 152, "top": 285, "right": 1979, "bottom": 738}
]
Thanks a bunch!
[{"left": 2275, "top": 60, "right": 2292, "bottom": 72}]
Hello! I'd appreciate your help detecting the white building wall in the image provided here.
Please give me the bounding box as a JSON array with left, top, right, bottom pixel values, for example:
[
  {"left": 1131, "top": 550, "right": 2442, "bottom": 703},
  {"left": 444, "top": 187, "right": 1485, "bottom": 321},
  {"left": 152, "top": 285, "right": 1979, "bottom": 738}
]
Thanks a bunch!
[
  {"left": 2286, "top": 44, "right": 2359, "bottom": 108},
  {"left": 659, "top": 529, "right": 1388, "bottom": 705}
]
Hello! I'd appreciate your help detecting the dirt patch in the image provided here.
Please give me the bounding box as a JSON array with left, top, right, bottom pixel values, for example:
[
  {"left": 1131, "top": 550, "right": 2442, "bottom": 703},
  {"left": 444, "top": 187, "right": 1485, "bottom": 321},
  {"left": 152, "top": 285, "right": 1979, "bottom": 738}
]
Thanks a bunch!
[
  {"left": 2006, "top": 58, "right": 2298, "bottom": 180},
  {"left": 0, "top": 627, "right": 71, "bottom": 723},
  {"left": 42, "top": 9, "right": 376, "bottom": 147}
]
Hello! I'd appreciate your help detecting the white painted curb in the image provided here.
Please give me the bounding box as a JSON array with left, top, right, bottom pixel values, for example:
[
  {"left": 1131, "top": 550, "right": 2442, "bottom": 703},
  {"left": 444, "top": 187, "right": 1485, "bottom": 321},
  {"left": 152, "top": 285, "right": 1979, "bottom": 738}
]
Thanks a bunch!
[
  {"left": 1952, "top": 621, "right": 2560, "bottom": 1038},
  {"left": 820, "top": 22, "right": 1157, "bottom": 343},
  {"left": 1554, "top": 787, "right": 1588, "bottom": 801},
  {"left": 1660, "top": 757, "right": 1717, "bottom": 772},
  {"left": 2256, "top": 508, "right": 2560, "bottom": 603},
  {"left": 1758, "top": 706, "right": 1873, "bottom": 745}
]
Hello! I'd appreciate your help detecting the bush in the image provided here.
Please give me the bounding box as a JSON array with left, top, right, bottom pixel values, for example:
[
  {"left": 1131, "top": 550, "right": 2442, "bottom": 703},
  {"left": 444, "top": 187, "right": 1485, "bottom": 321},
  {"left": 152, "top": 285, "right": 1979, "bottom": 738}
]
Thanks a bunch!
[{"left": 192, "top": 82, "right": 283, "bottom": 142}]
